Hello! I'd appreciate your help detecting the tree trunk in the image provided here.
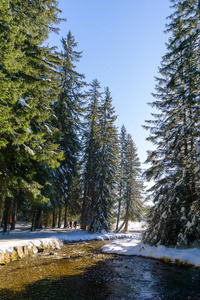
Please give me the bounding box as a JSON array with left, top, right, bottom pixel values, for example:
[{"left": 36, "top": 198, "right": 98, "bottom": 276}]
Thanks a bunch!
[
  {"left": 116, "top": 199, "right": 121, "bottom": 231},
  {"left": 58, "top": 207, "right": 62, "bottom": 228},
  {"left": 45, "top": 210, "right": 51, "bottom": 228},
  {"left": 81, "top": 189, "right": 87, "bottom": 230},
  {"left": 0, "top": 179, "right": 8, "bottom": 224},
  {"left": 116, "top": 187, "right": 122, "bottom": 230},
  {"left": 34, "top": 207, "right": 43, "bottom": 230},
  {"left": 31, "top": 209, "right": 36, "bottom": 231},
  {"left": 3, "top": 197, "right": 12, "bottom": 233},
  {"left": 115, "top": 220, "right": 125, "bottom": 233},
  {"left": 64, "top": 205, "right": 68, "bottom": 228},
  {"left": 37, "top": 208, "right": 43, "bottom": 229},
  {"left": 0, "top": 196, "right": 5, "bottom": 225},
  {"left": 31, "top": 208, "right": 37, "bottom": 231},
  {"left": 11, "top": 195, "right": 18, "bottom": 230},
  {"left": 124, "top": 194, "right": 130, "bottom": 232},
  {"left": 124, "top": 215, "right": 129, "bottom": 232},
  {"left": 52, "top": 208, "right": 56, "bottom": 228}
]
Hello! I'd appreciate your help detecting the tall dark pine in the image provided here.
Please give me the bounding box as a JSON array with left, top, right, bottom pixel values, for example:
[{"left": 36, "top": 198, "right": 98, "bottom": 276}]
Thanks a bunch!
[
  {"left": 81, "top": 79, "right": 102, "bottom": 230},
  {"left": 143, "top": 0, "right": 200, "bottom": 246},
  {"left": 89, "top": 87, "right": 119, "bottom": 232},
  {"left": 0, "top": 0, "right": 63, "bottom": 231},
  {"left": 53, "top": 31, "right": 86, "bottom": 227}
]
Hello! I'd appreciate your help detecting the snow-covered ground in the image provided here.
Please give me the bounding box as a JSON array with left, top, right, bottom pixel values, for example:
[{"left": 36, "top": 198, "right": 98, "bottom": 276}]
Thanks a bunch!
[
  {"left": 120, "top": 221, "right": 148, "bottom": 232},
  {"left": 1, "top": 221, "right": 200, "bottom": 267},
  {"left": 0, "top": 221, "right": 141, "bottom": 254},
  {"left": 102, "top": 238, "right": 200, "bottom": 267}
]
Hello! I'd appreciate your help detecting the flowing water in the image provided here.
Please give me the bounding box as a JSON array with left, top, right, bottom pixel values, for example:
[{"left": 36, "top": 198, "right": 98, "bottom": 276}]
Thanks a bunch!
[{"left": 0, "top": 240, "right": 200, "bottom": 299}]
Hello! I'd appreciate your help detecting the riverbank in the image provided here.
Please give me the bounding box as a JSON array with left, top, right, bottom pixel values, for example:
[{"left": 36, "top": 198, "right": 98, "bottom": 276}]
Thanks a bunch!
[
  {"left": 102, "top": 238, "right": 200, "bottom": 267},
  {"left": 0, "top": 222, "right": 142, "bottom": 264},
  {"left": 1, "top": 221, "right": 200, "bottom": 268}
]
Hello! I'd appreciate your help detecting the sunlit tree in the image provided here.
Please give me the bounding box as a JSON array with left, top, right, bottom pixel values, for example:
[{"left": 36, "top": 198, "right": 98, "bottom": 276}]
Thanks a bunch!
[{"left": 143, "top": 0, "right": 200, "bottom": 246}]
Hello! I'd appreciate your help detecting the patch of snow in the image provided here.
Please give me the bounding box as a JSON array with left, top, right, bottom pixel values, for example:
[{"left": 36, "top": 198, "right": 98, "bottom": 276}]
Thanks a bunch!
[
  {"left": 118, "top": 221, "right": 148, "bottom": 232},
  {"left": 186, "top": 221, "right": 192, "bottom": 229},
  {"left": 26, "top": 128, "right": 32, "bottom": 134},
  {"left": 181, "top": 207, "right": 185, "bottom": 213},
  {"left": 23, "top": 144, "right": 34, "bottom": 155},
  {"left": 19, "top": 96, "right": 31, "bottom": 109},
  {"left": 44, "top": 124, "right": 52, "bottom": 133}
]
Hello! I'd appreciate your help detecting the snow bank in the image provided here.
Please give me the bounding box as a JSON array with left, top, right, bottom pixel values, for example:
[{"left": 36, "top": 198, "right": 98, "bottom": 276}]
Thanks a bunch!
[
  {"left": 56, "top": 229, "right": 140, "bottom": 242},
  {"left": 0, "top": 223, "right": 140, "bottom": 254},
  {"left": 0, "top": 238, "right": 60, "bottom": 254},
  {"left": 102, "top": 239, "right": 200, "bottom": 267}
]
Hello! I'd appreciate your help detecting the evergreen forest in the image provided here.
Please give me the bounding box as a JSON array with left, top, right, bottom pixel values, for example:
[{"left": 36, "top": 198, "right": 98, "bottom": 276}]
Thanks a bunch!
[
  {"left": 0, "top": 0, "right": 144, "bottom": 234},
  {"left": 1, "top": 0, "right": 199, "bottom": 248}
]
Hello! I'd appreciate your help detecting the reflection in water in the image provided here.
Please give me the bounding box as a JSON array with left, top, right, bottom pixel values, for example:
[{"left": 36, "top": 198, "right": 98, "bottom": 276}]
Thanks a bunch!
[{"left": 0, "top": 240, "right": 200, "bottom": 299}]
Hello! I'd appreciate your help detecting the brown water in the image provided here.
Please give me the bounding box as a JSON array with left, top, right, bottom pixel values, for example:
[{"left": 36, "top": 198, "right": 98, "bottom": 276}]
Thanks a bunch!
[{"left": 0, "top": 240, "right": 200, "bottom": 299}]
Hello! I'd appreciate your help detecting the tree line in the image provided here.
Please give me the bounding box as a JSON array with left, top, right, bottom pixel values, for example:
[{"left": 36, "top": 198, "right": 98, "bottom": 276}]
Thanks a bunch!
[{"left": 0, "top": 0, "right": 144, "bottom": 233}]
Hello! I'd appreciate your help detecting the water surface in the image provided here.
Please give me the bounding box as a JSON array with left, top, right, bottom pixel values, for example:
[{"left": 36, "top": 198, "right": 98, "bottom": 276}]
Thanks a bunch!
[{"left": 0, "top": 240, "right": 200, "bottom": 299}]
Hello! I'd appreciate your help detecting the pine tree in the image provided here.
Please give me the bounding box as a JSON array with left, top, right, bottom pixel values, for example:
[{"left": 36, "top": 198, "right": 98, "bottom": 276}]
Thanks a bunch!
[
  {"left": 81, "top": 79, "right": 102, "bottom": 230},
  {"left": 89, "top": 87, "right": 119, "bottom": 232},
  {"left": 0, "top": 0, "right": 63, "bottom": 231},
  {"left": 117, "top": 127, "right": 144, "bottom": 232},
  {"left": 52, "top": 31, "right": 86, "bottom": 228},
  {"left": 116, "top": 125, "right": 127, "bottom": 230},
  {"left": 123, "top": 134, "right": 144, "bottom": 232},
  {"left": 143, "top": 0, "right": 200, "bottom": 246}
]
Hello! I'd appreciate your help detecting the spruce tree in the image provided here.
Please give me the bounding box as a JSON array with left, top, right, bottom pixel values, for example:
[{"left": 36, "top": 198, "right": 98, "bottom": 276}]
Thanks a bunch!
[
  {"left": 143, "top": 0, "right": 200, "bottom": 246},
  {"left": 117, "top": 127, "right": 144, "bottom": 232},
  {"left": 116, "top": 125, "right": 127, "bottom": 230},
  {"left": 89, "top": 87, "right": 119, "bottom": 232},
  {"left": 0, "top": 0, "right": 63, "bottom": 231},
  {"left": 123, "top": 134, "right": 144, "bottom": 232},
  {"left": 52, "top": 31, "right": 86, "bottom": 227},
  {"left": 81, "top": 79, "right": 102, "bottom": 230}
]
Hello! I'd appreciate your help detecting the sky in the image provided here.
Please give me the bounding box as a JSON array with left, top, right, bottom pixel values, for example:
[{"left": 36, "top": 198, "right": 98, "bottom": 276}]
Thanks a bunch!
[{"left": 48, "top": 0, "right": 172, "bottom": 174}]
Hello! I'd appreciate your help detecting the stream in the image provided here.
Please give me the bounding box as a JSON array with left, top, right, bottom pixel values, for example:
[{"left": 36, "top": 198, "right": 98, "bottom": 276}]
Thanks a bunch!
[{"left": 0, "top": 240, "right": 200, "bottom": 299}]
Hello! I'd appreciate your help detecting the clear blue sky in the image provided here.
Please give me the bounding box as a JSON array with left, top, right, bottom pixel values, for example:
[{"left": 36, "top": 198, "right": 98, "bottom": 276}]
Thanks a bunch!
[{"left": 48, "top": 0, "right": 172, "bottom": 172}]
